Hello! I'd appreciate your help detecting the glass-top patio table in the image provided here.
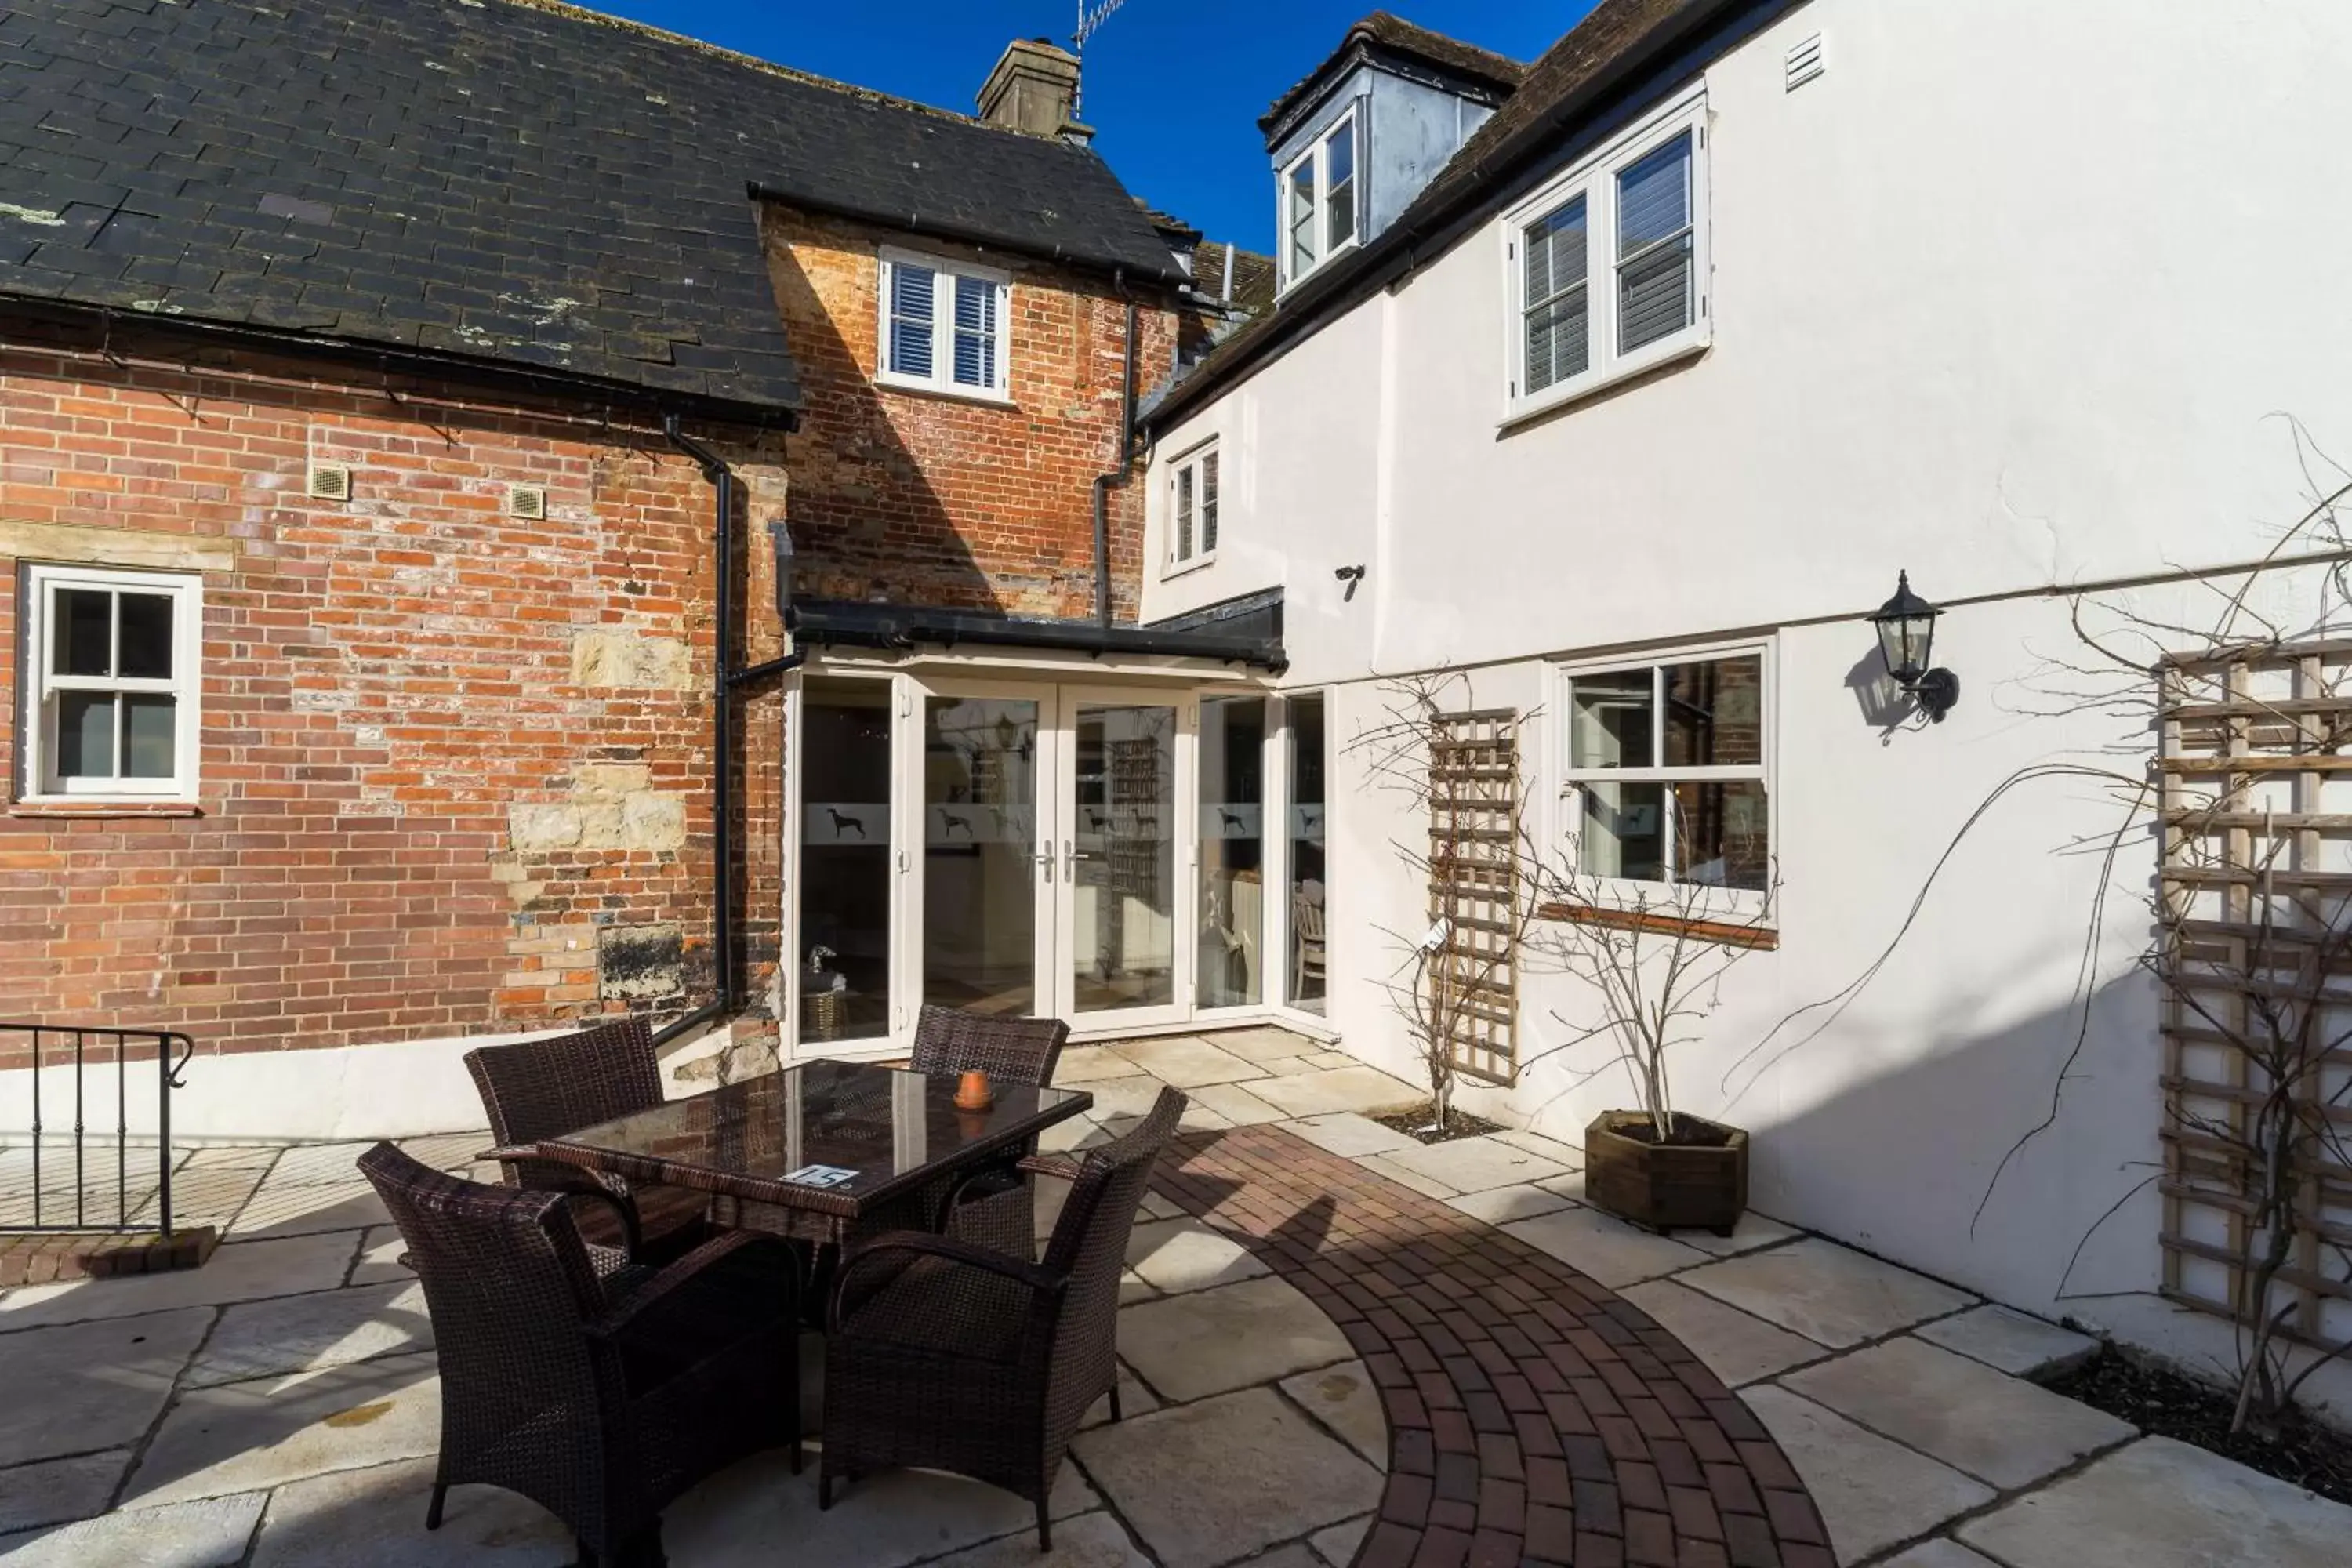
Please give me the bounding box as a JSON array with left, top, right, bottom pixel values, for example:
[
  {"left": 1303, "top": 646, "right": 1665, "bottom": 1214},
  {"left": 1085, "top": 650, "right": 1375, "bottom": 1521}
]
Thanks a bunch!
[{"left": 488, "top": 1058, "right": 1094, "bottom": 1247}]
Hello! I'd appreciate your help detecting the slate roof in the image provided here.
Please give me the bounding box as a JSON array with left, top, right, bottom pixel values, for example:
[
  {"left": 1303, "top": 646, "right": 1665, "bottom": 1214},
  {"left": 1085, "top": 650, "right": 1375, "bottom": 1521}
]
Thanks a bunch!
[
  {"left": 1189, "top": 241, "right": 1276, "bottom": 316},
  {"left": 1262, "top": 11, "right": 1526, "bottom": 138},
  {"left": 0, "top": 0, "right": 1185, "bottom": 417},
  {"left": 1147, "top": 0, "right": 1744, "bottom": 433}
]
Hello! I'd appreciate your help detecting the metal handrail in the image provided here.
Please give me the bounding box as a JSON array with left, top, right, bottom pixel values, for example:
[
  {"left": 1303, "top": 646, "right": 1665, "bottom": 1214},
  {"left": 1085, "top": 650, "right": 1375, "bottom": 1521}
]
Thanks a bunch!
[{"left": 1, "top": 1023, "right": 193, "bottom": 1235}]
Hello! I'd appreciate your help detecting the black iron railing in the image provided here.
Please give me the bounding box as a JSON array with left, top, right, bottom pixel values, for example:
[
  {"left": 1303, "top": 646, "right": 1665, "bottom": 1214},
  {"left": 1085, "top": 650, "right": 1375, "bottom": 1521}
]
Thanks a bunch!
[{"left": 1, "top": 1023, "right": 193, "bottom": 1235}]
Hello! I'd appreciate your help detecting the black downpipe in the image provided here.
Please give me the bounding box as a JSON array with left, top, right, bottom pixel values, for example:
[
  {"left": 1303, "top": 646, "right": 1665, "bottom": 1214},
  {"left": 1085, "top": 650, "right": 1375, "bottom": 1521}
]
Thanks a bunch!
[
  {"left": 1091, "top": 273, "right": 1139, "bottom": 628},
  {"left": 657, "top": 416, "right": 804, "bottom": 1047}
]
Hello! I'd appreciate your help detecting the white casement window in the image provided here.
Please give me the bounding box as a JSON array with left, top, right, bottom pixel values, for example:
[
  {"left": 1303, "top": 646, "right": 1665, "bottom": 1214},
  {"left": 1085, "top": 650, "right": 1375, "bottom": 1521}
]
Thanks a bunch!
[
  {"left": 1504, "top": 90, "right": 1708, "bottom": 421},
  {"left": 1167, "top": 443, "right": 1220, "bottom": 573},
  {"left": 1278, "top": 108, "right": 1360, "bottom": 289},
  {"left": 20, "top": 562, "right": 202, "bottom": 801},
  {"left": 875, "top": 248, "right": 1012, "bottom": 401},
  {"left": 1556, "top": 644, "right": 1769, "bottom": 897}
]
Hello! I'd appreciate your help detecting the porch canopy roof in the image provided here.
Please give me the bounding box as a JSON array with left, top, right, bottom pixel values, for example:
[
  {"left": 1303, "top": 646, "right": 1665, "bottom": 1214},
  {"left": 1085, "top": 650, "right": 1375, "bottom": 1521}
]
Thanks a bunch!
[{"left": 786, "top": 590, "right": 1286, "bottom": 673}]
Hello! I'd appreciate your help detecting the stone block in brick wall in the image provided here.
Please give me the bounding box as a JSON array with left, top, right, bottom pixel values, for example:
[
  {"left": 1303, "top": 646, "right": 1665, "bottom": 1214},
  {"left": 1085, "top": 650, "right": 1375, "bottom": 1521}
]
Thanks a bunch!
[
  {"left": 572, "top": 763, "right": 652, "bottom": 797},
  {"left": 599, "top": 922, "right": 685, "bottom": 1000},
  {"left": 510, "top": 769, "right": 687, "bottom": 853},
  {"left": 570, "top": 628, "right": 691, "bottom": 690},
  {"left": 621, "top": 793, "right": 687, "bottom": 851},
  {"left": 568, "top": 795, "right": 686, "bottom": 851},
  {"left": 508, "top": 802, "right": 585, "bottom": 852}
]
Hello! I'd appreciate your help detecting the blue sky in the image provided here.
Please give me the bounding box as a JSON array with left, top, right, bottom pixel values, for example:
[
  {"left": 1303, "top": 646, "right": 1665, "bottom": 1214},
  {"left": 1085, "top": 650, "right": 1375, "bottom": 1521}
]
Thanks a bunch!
[{"left": 603, "top": 2, "right": 1592, "bottom": 250}]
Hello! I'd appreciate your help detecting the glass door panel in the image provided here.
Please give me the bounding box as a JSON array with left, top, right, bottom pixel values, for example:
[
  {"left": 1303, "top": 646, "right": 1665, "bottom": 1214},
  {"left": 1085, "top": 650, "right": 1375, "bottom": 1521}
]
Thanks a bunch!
[
  {"left": 1286, "top": 693, "right": 1328, "bottom": 1013},
  {"left": 1067, "top": 701, "right": 1178, "bottom": 1015},
  {"left": 1198, "top": 695, "right": 1265, "bottom": 1007},
  {"left": 797, "top": 678, "right": 894, "bottom": 1044},
  {"left": 923, "top": 695, "right": 1043, "bottom": 1017}
]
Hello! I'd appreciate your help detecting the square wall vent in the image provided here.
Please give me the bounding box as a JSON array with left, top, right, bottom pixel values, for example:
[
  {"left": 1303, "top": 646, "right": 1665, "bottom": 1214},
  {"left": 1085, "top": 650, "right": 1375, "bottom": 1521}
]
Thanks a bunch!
[
  {"left": 506, "top": 484, "right": 548, "bottom": 520},
  {"left": 307, "top": 462, "right": 353, "bottom": 503},
  {"left": 1785, "top": 32, "right": 1826, "bottom": 92}
]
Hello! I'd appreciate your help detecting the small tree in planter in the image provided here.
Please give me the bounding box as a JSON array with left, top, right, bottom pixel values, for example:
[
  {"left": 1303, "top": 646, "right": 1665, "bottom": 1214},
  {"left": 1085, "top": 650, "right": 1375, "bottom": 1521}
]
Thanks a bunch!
[{"left": 1544, "top": 846, "right": 1777, "bottom": 1233}]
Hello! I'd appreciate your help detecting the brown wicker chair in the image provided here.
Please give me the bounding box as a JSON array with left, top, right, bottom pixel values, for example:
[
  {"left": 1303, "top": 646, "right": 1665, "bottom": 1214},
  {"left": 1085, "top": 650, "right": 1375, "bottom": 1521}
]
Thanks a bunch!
[
  {"left": 908, "top": 1005, "right": 1072, "bottom": 1257},
  {"left": 357, "top": 1142, "right": 800, "bottom": 1566},
  {"left": 465, "top": 1018, "right": 710, "bottom": 1264},
  {"left": 819, "top": 1085, "right": 1187, "bottom": 1548}
]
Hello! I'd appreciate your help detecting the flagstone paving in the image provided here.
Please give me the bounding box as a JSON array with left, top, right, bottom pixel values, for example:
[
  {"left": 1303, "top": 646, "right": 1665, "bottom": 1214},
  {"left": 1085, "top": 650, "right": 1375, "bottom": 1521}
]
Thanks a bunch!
[{"left": 3, "top": 1027, "right": 2349, "bottom": 1566}]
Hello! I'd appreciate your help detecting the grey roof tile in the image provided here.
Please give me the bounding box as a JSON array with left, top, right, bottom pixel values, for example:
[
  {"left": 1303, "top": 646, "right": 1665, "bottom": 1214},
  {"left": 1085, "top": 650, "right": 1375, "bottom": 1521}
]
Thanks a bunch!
[{"left": 1, "top": 0, "right": 1183, "bottom": 416}]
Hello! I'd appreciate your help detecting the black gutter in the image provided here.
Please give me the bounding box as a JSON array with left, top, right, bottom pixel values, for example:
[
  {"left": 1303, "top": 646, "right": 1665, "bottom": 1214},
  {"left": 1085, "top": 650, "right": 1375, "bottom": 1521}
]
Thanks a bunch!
[
  {"left": 658, "top": 416, "right": 807, "bottom": 1047},
  {"left": 1144, "top": 0, "right": 1769, "bottom": 437},
  {"left": 0, "top": 296, "right": 800, "bottom": 433},
  {"left": 788, "top": 599, "right": 1286, "bottom": 673},
  {"left": 1091, "top": 277, "right": 1140, "bottom": 627},
  {"left": 745, "top": 181, "right": 1189, "bottom": 289}
]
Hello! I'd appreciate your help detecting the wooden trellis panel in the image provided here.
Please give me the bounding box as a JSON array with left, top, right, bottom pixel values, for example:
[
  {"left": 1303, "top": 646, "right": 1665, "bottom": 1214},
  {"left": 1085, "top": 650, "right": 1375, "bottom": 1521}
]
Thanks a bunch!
[
  {"left": 1429, "top": 710, "right": 1520, "bottom": 1086},
  {"left": 2157, "top": 640, "right": 2352, "bottom": 1356}
]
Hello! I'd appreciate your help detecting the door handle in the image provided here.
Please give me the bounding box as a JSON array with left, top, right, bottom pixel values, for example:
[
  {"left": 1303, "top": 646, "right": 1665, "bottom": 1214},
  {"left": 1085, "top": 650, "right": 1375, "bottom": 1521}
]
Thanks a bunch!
[
  {"left": 1035, "top": 844, "right": 1054, "bottom": 883},
  {"left": 1063, "top": 838, "right": 1105, "bottom": 879}
]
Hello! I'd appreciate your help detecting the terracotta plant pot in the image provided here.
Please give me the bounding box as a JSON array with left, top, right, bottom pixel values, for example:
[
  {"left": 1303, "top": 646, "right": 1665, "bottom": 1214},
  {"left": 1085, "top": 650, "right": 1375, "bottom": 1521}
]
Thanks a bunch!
[
  {"left": 953, "top": 1069, "right": 994, "bottom": 1112},
  {"left": 1583, "top": 1111, "right": 1748, "bottom": 1235}
]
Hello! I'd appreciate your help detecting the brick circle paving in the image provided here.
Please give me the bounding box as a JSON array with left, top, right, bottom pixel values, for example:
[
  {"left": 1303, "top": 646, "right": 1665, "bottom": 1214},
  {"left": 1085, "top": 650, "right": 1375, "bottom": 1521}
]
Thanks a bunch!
[{"left": 1150, "top": 1125, "right": 1833, "bottom": 1568}]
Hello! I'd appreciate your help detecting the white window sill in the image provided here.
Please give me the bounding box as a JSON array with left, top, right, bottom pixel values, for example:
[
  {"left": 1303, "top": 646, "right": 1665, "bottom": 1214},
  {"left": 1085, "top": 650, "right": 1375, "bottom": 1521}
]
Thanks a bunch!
[
  {"left": 873, "top": 372, "right": 1016, "bottom": 409},
  {"left": 1162, "top": 553, "right": 1217, "bottom": 582},
  {"left": 1501, "top": 331, "right": 1711, "bottom": 430}
]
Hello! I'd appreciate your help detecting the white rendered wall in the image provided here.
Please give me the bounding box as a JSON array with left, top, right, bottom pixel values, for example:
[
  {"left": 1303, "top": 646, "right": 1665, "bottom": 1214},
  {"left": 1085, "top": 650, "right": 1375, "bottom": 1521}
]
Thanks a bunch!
[
  {"left": 1143, "top": 0, "right": 2352, "bottom": 1411},
  {"left": 1144, "top": 0, "right": 2352, "bottom": 660}
]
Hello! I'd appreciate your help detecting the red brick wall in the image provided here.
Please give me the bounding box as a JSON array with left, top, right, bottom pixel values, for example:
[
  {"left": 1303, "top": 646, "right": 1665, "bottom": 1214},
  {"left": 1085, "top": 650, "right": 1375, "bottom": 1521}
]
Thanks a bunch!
[
  {"left": 0, "top": 341, "right": 788, "bottom": 1068},
  {"left": 762, "top": 208, "right": 1179, "bottom": 622},
  {"left": 0, "top": 218, "right": 1178, "bottom": 1071}
]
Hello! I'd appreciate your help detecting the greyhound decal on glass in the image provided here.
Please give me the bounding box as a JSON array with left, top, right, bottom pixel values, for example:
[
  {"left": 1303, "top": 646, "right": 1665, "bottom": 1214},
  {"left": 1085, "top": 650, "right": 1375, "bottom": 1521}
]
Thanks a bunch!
[{"left": 826, "top": 807, "right": 866, "bottom": 840}]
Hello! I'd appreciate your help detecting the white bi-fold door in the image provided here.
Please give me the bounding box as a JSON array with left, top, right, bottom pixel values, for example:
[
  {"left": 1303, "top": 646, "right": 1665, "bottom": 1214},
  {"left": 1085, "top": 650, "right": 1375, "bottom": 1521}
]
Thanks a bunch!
[{"left": 789, "top": 672, "right": 1312, "bottom": 1059}]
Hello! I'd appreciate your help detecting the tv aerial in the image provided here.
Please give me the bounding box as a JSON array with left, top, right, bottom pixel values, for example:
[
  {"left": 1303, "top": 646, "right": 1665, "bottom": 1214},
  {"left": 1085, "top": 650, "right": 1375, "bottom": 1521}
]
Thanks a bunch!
[{"left": 1071, "top": 0, "right": 1129, "bottom": 116}]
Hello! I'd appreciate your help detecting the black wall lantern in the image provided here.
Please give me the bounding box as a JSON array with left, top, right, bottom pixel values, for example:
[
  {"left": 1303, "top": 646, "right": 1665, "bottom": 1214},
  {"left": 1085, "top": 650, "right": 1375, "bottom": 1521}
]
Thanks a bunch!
[{"left": 1871, "top": 571, "right": 1961, "bottom": 720}]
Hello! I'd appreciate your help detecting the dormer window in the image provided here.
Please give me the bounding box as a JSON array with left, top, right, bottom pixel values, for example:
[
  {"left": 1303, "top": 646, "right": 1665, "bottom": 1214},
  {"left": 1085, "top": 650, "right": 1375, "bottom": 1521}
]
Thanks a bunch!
[{"left": 1279, "top": 109, "right": 1359, "bottom": 289}]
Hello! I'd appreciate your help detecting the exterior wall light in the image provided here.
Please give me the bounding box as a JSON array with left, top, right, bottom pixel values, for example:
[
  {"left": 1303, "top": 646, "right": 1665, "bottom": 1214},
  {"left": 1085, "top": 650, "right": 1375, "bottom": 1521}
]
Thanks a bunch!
[{"left": 1870, "top": 570, "right": 1960, "bottom": 720}]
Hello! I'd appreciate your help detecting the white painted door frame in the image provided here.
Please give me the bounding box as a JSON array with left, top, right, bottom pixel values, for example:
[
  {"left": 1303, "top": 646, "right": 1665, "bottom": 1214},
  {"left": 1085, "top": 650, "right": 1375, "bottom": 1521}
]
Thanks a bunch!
[{"left": 782, "top": 659, "right": 1321, "bottom": 1058}]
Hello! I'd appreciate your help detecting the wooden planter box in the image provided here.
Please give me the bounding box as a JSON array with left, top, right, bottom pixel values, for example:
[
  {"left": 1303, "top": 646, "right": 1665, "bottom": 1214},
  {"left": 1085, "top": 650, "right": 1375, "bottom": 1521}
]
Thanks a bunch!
[{"left": 1584, "top": 1112, "right": 1748, "bottom": 1234}]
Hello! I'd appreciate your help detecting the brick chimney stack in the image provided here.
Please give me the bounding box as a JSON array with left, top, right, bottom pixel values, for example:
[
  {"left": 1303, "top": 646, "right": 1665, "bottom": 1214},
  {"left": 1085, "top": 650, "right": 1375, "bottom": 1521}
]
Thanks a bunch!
[{"left": 978, "top": 38, "right": 1091, "bottom": 143}]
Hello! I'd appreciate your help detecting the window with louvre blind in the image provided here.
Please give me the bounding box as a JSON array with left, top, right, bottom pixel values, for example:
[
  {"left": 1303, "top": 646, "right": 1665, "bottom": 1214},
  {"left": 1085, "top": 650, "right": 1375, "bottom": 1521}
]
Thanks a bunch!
[
  {"left": 1166, "top": 441, "right": 1220, "bottom": 575},
  {"left": 1503, "top": 91, "right": 1708, "bottom": 423},
  {"left": 875, "top": 248, "right": 1012, "bottom": 401}
]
